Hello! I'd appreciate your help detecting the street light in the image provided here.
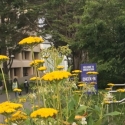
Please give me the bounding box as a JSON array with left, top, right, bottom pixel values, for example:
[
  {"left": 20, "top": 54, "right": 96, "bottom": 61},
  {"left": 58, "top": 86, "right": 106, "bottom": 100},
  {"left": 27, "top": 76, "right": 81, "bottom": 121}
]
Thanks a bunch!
[
  {"left": 7, "top": 54, "right": 15, "bottom": 72},
  {"left": 8, "top": 54, "right": 15, "bottom": 85}
]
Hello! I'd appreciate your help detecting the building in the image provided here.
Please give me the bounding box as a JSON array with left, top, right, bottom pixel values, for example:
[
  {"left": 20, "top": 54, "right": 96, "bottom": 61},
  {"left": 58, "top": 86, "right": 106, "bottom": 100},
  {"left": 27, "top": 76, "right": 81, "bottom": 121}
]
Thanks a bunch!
[
  {"left": 9, "top": 38, "right": 69, "bottom": 83},
  {"left": 9, "top": 45, "right": 40, "bottom": 83}
]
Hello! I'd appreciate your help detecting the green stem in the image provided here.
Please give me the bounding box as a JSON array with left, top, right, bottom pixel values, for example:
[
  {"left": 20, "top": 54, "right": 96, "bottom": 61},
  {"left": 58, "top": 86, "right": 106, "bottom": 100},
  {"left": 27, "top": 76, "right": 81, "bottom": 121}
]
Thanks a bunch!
[
  {"left": 106, "top": 104, "right": 110, "bottom": 123},
  {"left": 31, "top": 47, "right": 40, "bottom": 106},
  {"left": 0, "top": 66, "right": 9, "bottom": 101},
  {"left": 66, "top": 91, "right": 68, "bottom": 121},
  {"left": 38, "top": 70, "right": 46, "bottom": 107},
  {"left": 57, "top": 82, "right": 63, "bottom": 125},
  {"left": 57, "top": 83, "right": 60, "bottom": 124}
]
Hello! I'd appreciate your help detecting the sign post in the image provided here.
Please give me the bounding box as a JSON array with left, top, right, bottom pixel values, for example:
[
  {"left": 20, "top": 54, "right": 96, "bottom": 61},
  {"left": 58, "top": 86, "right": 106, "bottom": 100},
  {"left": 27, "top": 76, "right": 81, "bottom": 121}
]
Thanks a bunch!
[{"left": 80, "top": 63, "right": 98, "bottom": 93}]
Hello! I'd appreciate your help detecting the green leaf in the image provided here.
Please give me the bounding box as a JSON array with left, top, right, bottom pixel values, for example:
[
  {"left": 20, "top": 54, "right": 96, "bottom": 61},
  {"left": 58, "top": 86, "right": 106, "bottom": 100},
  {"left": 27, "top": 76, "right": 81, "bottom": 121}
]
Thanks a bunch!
[
  {"left": 93, "top": 105, "right": 100, "bottom": 114},
  {"left": 87, "top": 116, "right": 94, "bottom": 125},
  {"left": 76, "top": 105, "right": 88, "bottom": 114},
  {"left": 93, "top": 119, "right": 102, "bottom": 125},
  {"left": 68, "top": 113, "right": 75, "bottom": 123},
  {"left": 68, "top": 99, "right": 75, "bottom": 111},
  {"left": 104, "top": 111, "right": 121, "bottom": 117}
]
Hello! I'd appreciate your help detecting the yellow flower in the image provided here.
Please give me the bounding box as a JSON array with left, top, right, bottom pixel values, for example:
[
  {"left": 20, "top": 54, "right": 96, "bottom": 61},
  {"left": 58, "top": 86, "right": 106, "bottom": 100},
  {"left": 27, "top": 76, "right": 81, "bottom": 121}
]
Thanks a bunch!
[
  {"left": 43, "top": 55, "right": 49, "bottom": 59},
  {"left": 104, "top": 101, "right": 110, "bottom": 104},
  {"left": 13, "top": 88, "right": 22, "bottom": 92},
  {"left": 30, "top": 77, "right": 41, "bottom": 81},
  {"left": 75, "top": 115, "right": 85, "bottom": 120},
  {"left": 116, "top": 89, "right": 125, "bottom": 92},
  {"left": 63, "top": 121, "right": 71, "bottom": 125},
  {"left": 78, "top": 82, "right": 86, "bottom": 84},
  {"left": 31, "top": 105, "right": 39, "bottom": 109},
  {"left": 37, "top": 66, "right": 47, "bottom": 71},
  {"left": 57, "top": 65, "right": 64, "bottom": 69},
  {"left": 0, "top": 101, "right": 22, "bottom": 115},
  {"left": 18, "top": 98, "right": 26, "bottom": 103},
  {"left": 52, "top": 95, "right": 58, "bottom": 99},
  {"left": 107, "top": 83, "right": 114, "bottom": 87},
  {"left": 73, "top": 91, "right": 81, "bottom": 93},
  {"left": 71, "top": 74, "right": 78, "bottom": 76},
  {"left": 0, "top": 55, "right": 9, "bottom": 63},
  {"left": 30, "top": 108, "right": 58, "bottom": 118},
  {"left": 72, "top": 70, "right": 82, "bottom": 73},
  {"left": 86, "top": 71, "right": 98, "bottom": 75},
  {"left": 18, "top": 36, "right": 44, "bottom": 46},
  {"left": 78, "top": 84, "right": 86, "bottom": 87},
  {"left": 5, "top": 111, "right": 27, "bottom": 122},
  {"left": 30, "top": 59, "right": 45, "bottom": 67},
  {"left": 41, "top": 71, "right": 71, "bottom": 82},
  {"left": 105, "top": 88, "right": 112, "bottom": 90},
  {"left": 90, "top": 82, "right": 96, "bottom": 85}
]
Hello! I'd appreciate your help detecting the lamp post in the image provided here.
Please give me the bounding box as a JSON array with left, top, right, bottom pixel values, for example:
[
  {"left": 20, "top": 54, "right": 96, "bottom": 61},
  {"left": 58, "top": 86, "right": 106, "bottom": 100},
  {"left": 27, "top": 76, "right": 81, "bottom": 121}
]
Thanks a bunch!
[
  {"left": 8, "top": 54, "right": 14, "bottom": 70},
  {"left": 8, "top": 54, "right": 14, "bottom": 81}
]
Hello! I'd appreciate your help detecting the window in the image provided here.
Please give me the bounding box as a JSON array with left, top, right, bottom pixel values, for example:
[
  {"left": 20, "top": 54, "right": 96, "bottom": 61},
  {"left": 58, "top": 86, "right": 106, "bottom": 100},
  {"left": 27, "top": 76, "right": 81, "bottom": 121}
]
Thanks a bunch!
[
  {"left": 34, "top": 52, "right": 39, "bottom": 59},
  {"left": 22, "top": 51, "right": 30, "bottom": 60},
  {"left": 23, "top": 67, "right": 28, "bottom": 76},
  {"left": 14, "top": 68, "right": 17, "bottom": 76}
]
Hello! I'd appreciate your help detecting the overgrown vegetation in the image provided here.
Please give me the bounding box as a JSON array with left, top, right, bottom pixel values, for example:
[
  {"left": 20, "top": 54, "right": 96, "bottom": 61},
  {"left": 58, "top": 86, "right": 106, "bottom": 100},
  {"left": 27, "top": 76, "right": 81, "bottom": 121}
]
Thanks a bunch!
[{"left": 0, "top": 0, "right": 125, "bottom": 88}]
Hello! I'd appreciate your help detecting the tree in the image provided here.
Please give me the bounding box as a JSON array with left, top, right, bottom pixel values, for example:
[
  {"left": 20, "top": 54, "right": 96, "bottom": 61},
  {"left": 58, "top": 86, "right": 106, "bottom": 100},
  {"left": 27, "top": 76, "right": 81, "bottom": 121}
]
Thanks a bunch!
[
  {"left": 36, "top": 0, "right": 86, "bottom": 70},
  {"left": 77, "top": 0, "right": 125, "bottom": 87},
  {"left": 0, "top": 0, "right": 44, "bottom": 74}
]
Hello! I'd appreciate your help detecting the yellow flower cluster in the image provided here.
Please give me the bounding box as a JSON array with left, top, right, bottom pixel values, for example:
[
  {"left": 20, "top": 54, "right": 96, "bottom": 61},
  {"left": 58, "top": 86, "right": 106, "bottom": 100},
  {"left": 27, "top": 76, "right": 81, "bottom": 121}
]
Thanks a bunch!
[
  {"left": 18, "top": 36, "right": 44, "bottom": 46},
  {"left": 30, "top": 60, "right": 45, "bottom": 67},
  {"left": 78, "top": 82, "right": 86, "bottom": 84},
  {"left": 13, "top": 88, "right": 22, "bottom": 92},
  {"left": 116, "top": 89, "right": 125, "bottom": 92},
  {"left": 90, "top": 82, "right": 96, "bottom": 85},
  {"left": 18, "top": 98, "right": 26, "bottom": 103},
  {"left": 43, "top": 55, "right": 49, "bottom": 59},
  {"left": 107, "top": 83, "right": 114, "bottom": 87},
  {"left": 73, "top": 91, "right": 81, "bottom": 93},
  {"left": 75, "top": 115, "right": 85, "bottom": 120},
  {"left": 57, "top": 65, "right": 64, "bottom": 69},
  {"left": 37, "top": 66, "right": 47, "bottom": 71},
  {"left": 105, "top": 88, "right": 112, "bottom": 90},
  {"left": 104, "top": 101, "right": 110, "bottom": 104},
  {"left": 31, "top": 105, "right": 39, "bottom": 109},
  {"left": 78, "top": 84, "right": 86, "bottom": 87},
  {"left": 30, "top": 77, "right": 41, "bottom": 81},
  {"left": 0, "top": 55, "right": 9, "bottom": 62},
  {"left": 86, "top": 71, "right": 98, "bottom": 75},
  {"left": 41, "top": 71, "right": 71, "bottom": 81},
  {"left": 71, "top": 74, "right": 78, "bottom": 76},
  {"left": 30, "top": 108, "right": 58, "bottom": 118},
  {"left": 0, "top": 101, "right": 22, "bottom": 115},
  {"left": 5, "top": 111, "right": 27, "bottom": 122},
  {"left": 72, "top": 70, "right": 82, "bottom": 73}
]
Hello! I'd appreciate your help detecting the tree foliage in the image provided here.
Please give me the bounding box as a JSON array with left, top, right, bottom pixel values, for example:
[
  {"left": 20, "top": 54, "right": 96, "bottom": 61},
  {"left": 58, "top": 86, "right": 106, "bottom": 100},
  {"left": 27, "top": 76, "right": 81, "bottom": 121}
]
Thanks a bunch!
[
  {"left": 0, "top": 0, "right": 43, "bottom": 73},
  {"left": 77, "top": 0, "right": 125, "bottom": 87},
  {"left": 1, "top": 0, "right": 125, "bottom": 88},
  {"left": 36, "top": 0, "right": 86, "bottom": 70}
]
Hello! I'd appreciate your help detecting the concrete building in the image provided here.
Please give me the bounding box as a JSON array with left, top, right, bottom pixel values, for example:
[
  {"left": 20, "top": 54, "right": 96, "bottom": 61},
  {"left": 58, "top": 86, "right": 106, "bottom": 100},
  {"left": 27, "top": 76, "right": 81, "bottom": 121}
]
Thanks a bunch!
[
  {"left": 9, "top": 36, "right": 68, "bottom": 83},
  {"left": 9, "top": 45, "right": 40, "bottom": 83}
]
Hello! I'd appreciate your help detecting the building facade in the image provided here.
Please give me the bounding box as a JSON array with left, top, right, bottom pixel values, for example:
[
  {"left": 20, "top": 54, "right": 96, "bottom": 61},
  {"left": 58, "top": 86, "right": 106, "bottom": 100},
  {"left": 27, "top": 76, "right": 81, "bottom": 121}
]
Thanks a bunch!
[{"left": 9, "top": 45, "right": 40, "bottom": 83}]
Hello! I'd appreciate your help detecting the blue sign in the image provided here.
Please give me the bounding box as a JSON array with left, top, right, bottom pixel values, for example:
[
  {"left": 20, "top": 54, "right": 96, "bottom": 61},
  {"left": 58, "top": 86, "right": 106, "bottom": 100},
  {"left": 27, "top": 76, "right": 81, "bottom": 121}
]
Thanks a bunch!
[{"left": 80, "top": 63, "right": 98, "bottom": 93}]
